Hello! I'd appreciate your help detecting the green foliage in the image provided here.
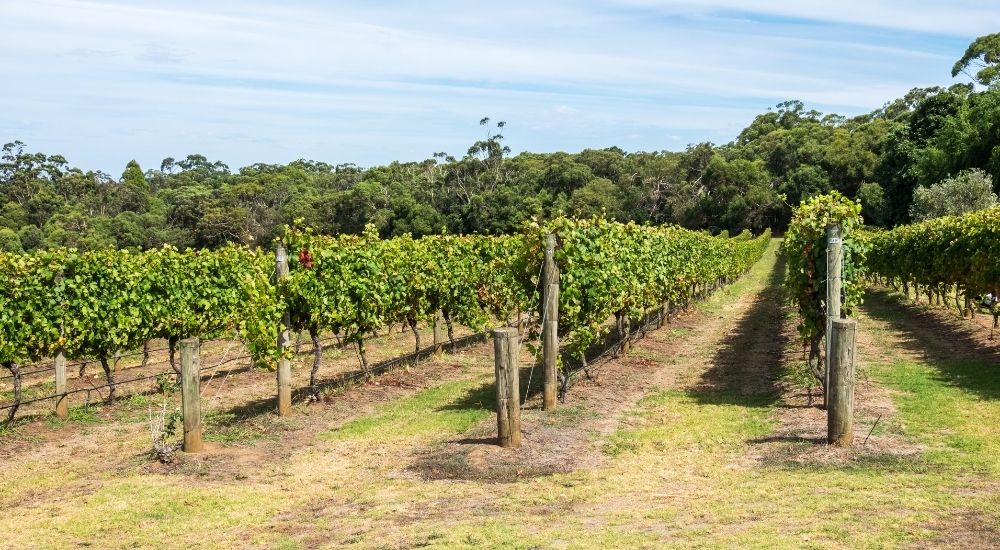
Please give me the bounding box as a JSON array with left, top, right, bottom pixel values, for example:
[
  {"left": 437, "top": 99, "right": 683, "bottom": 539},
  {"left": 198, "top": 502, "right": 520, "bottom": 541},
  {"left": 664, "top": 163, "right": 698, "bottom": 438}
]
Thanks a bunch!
[
  {"left": 0, "top": 228, "right": 22, "bottom": 252},
  {"left": 780, "top": 192, "right": 866, "bottom": 348},
  {"left": 909, "top": 168, "right": 997, "bottom": 222},
  {"left": 1, "top": 215, "right": 773, "bottom": 385},
  {"left": 280, "top": 224, "right": 537, "bottom": 349},
  {"left": 857, "top": 181, "right": 889, "bottom": 226},
  {"left": 952, "top": 32, "right": 1000, "bottom": 87},
  {"left": 866, "top": 206, "right": 1000, "bottom": 297},
  {"left": 544, "top": 217, "right": 770, "bottom": 357},
  {"left": 0, "top": 246, "right": 278, "bottom": 368}
]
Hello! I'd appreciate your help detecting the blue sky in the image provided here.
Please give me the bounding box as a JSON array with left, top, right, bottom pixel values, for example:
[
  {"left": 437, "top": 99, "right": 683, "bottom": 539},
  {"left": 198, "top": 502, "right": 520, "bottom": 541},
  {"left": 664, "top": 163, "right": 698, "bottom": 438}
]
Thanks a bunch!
[{"left": 1, "top": 0, "right": 994, "bottom": 174}]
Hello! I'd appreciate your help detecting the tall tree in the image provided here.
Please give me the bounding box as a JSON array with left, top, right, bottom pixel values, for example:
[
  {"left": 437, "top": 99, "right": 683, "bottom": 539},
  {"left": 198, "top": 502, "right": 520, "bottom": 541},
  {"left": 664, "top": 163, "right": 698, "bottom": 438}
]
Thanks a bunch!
[{"left": 953, "top": 32, "right": 1000, "bottom": 88}]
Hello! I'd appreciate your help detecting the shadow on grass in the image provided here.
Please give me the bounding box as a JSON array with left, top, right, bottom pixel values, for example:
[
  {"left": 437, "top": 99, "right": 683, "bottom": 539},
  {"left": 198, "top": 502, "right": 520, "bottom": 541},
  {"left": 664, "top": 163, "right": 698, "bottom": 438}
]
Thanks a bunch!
[
  {"left": 436, "top": 363, "right": 543, "bottom": 417},
  {"left": 862, "top": 289, "right": 1000, "bottom": 401},
  {"left": 689, "top": 251, "right": 788, "bottom": 407},
  {"left": 212, "top": 332, "right": 494, "bottom": 428}
]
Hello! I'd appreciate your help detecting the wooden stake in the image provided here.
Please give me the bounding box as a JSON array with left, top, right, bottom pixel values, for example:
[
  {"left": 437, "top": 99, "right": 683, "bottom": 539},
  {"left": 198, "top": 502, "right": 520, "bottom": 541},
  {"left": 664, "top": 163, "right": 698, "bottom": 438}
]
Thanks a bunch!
[
  {"left": 828, "top": 319, "right": 856, "bottom": 446},
  {"left": 542, "top": 233, "right": 559, "bottom": 411},
  {"left": 493, "top": 328, "right": 521, "bottom": 448},
  {"left": 825, "top": 224, "right": 843, "bottom": 408},
  {"left": 180, "top": 338, "right": 203, "bottom": 452},
  {"left": 55, "top": 271, "right": 68, "bottom": 420},
  {"left": 54, "top": 351, "right": 68, "bottom": 420},
  {"left": 276, "top": 245, "right": 292, "bottom": 416},
  {"left": 433, "top": 311, "right": 444, "bottom": 359}
]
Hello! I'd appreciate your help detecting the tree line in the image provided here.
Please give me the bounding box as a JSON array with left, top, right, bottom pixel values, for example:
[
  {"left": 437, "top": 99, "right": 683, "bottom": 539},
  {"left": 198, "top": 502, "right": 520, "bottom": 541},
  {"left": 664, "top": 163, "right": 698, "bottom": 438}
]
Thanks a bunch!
[{"left": 2, "top": 33, "right": 998, "bottom": 252}]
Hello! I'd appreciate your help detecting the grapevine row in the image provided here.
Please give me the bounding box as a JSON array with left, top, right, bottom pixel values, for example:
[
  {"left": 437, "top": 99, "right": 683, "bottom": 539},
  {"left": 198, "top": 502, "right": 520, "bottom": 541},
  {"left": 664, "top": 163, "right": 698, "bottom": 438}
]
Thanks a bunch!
[
  {"left": 2, "top": 219, "right": 772, "bottom": 422},
  {"left": 545, "top": 218, "right": 771, "bottom": 359},
  {"left": 863, "top": 207, "right": 1000, "bottom": 313}
]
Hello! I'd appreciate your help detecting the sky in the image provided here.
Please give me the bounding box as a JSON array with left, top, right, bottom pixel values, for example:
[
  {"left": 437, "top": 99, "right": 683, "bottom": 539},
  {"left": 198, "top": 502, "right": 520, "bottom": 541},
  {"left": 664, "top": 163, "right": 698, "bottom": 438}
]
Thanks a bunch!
[{"left": 1, "top": 0, "right": 995, "bottom": 174}]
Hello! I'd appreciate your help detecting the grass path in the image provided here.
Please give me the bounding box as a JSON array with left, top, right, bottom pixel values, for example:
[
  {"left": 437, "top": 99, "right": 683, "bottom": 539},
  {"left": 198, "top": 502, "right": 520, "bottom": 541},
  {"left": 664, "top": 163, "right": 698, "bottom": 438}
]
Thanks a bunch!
[{"left": 2, "top": 241, "right": 999, "bottom": 548}]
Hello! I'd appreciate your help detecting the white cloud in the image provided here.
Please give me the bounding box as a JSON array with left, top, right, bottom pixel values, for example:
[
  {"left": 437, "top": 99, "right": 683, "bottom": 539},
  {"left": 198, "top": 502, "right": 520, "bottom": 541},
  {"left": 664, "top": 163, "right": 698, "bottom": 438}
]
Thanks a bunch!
[
  {"left": 605, "top": 0, "right": 1000, "bottom": 36},
  {"left": 0, "top": 0, "right": 982, "bottom": 170}
]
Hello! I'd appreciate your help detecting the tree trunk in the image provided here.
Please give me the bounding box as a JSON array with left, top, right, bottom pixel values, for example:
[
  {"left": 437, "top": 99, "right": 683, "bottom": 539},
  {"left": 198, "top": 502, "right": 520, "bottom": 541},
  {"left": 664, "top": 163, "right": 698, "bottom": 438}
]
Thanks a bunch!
[
  {"left": 100, "top": 355, "right": 116, "bottom": 403},
  {"left": 168, "top": 337, "right": 180, "bottom": 380},
  {"left": 4, "top": 362, "right": 21, "bottom": 425},
  {"left": 355, "top": 338, "right": 371, "bottom": 378},
  {"left": 443, "top": 310, "right": 456, "bottom": 346},
  {"left": 309, "top": 327, "right": 322, "bottom": 401},
  {"left": 807, "top": 335, "right": 825, "bottom": 404},
  {"left": 408, "top": 317, "right": 420, "bottom": 353},
  {"left": 141, "top": 340, "right": 151, "bottom": 369}
]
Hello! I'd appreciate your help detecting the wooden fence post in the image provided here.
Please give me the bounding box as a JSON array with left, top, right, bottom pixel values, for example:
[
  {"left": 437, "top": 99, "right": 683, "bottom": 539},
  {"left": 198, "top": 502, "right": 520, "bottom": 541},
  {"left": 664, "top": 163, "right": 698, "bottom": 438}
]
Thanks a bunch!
[
  {"left": 542, "top": 233, "right": 559, "bottom": 411},
  {"left": 180, "top": 337, "right": 203, "bottom": 452},
  {"left": 828, "top": 319, "right": 856, "bottom": 446},
  {"left": 825, "top": 224, "right": 843, "bottom": 409},
  {"left": 276, "top": 245, "right": 292, "bottom": 416},
  {"left": 54, "top": 271, "right": 68, "bottom": 420},
  {"left": 433, "top": 311, "right": 445, "bottom": 359},
  {"left": 54, "top": 351, "right": 68, "bottom": 420},
  {"left": 493, "top": 328, "right": 521, "bottom": 448}
]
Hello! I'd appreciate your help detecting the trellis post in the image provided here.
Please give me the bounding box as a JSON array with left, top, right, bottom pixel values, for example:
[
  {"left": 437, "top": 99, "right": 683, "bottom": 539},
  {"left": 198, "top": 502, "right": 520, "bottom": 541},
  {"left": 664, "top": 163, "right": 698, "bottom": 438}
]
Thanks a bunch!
[
  {"left": 825, "top": 224, "right": 843, "bottom": 408},
  {"left": 180, "top": 338, "right": 203, "bottom": 452},
  {"left": 542, "top": 233, "right": 559, "bottom": 411},
  {"left": 433, "top": 311, "right": 445, "bottom": 359},
  {"left": 54, "top": 352, "right": 68, "bottom": 420},
  {"left": 828, "top": 319, "right": 856, "bottom": 446},
  {"left": 493, "top": 328, "right": 521, "bottom": 448},
  {"left": 276, "top": 245, "right": 292, "bottom": 416}
]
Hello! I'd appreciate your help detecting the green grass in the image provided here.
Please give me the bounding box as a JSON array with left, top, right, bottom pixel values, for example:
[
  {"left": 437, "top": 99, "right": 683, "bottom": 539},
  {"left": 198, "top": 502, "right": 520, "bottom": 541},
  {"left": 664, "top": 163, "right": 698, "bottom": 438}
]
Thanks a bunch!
[
  {"left": 202, "top": 408, "right": 289, "bottom": 445},
  {"left": 603, "top": 389, "right": 775, "bottom": 457},
  {"left": 592, "top": 369, "right": 997, "bottom": 548},
  {"left": 43, "top": 403, "right": 101, "bottom": 427},
  {"left": 321, "top": 377, "right": 493, "bottom": 441},
  {"left": 540, "top": 403, "right": 600, "bottom": 428},
  {"left": 871, "top": 358, "right": 1000, "bottom": 475},
  {"left": 1, "top": 379, "right": 56, "bottom": 403}
]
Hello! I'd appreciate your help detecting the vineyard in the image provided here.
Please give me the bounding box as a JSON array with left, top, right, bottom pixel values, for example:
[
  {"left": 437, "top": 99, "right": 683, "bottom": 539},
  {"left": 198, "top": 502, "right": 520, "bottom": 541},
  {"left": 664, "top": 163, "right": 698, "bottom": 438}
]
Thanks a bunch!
[
  {"left": 0, "top": 219, "right": 770, "bottom": 425},
  {"left": 4, "top": 203, "right": 1000, "bottom": 548},
  {"left": 864, "top": 207, "right": 1000, "bottom": 321}
]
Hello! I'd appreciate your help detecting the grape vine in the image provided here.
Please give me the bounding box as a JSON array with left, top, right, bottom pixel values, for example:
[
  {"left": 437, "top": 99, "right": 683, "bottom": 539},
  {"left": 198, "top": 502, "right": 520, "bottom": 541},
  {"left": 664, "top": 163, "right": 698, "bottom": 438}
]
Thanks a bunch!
[
  {"left": 3, "top": 218, "right": 772, "bottom": 422},
  {"left": 864, "top": 207, "right": 1000, "bottom": 318},
  {"left": 780, "top": 192, "right": 866, "bottom": 387},
  {"left": 542, "top": 217, "right": 771, "bottom": 361}
]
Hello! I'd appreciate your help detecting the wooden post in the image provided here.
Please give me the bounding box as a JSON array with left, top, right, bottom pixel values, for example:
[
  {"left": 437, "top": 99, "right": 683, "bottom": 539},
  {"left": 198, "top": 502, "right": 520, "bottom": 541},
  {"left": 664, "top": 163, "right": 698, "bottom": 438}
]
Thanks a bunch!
[
  {"left": 828, "top": 319, "right": 856, "bottom": 446},
  {"left": 825, "top": 224, "right": 843, "bottom": 408},
  {"left": 276, "top": 245, "right": 292, "bottom": 416},
  {"left": 54, "top": 351, "right": 68, "bottom": 420},
  {"left": 180, "top": 337, "right": 203, "bottom": 452},
  {"left": 432, "top": 311, "right": 444, "bottom": 359},
  {"left": 493, "top": 328, "right": 521, "bottom": 448},
  {"left": 827, "top": 224, "right": 843, "bottom": 320},
  {"left": 542, "top": 233, "right": 559, "bottom": 411},
  {"left": 54, "top": 271, "right": 68, "bottom": 420}
]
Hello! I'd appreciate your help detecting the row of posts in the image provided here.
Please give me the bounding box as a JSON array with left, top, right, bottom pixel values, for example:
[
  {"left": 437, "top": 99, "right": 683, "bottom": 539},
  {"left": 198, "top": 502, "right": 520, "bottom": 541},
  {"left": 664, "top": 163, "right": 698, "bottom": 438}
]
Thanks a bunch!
[
  {"left": 499, "top": 227, "right": 859, "bottom": 449},
  {"left": 48, "top": 231, "right": 855, "bottom": 451},
  {"left": 49, "top": 339, "right": 203, "bottom": 453},
  {"left": 45, "top": 244, "right": 450, "bottom": 451},
  {"left": 493, "top": 233, "right": 560, "bottom": 448}
]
